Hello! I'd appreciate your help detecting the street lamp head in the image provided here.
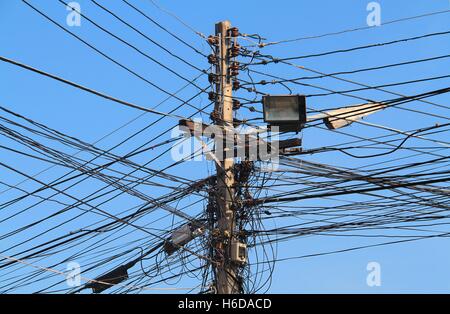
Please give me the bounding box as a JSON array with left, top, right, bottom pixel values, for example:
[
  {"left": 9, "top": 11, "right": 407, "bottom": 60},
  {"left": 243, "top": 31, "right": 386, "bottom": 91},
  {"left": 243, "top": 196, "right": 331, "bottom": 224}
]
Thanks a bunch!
[{"left": 262, "top": 94, "right": 307, "bottom": 132}]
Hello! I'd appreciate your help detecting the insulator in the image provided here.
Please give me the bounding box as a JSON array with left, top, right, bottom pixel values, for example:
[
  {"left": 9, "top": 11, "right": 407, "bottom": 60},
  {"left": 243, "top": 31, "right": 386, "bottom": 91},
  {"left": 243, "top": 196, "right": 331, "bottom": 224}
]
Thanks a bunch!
[
  {"left": 230, "top": 61, "right": 239, "bottom": 76},
  {"left": 207, "top": 35, "right": 218, "bottom": 46},
  {"left": 230, "top": 70, "right": 239, "bottom": 77},
  {"left": 232, "top": 80, "right": 240, "bottom": 91},
  {"left": 228, "top": 27, "right": 239, "bottom": 38},
  {"left": 233, "top": 119, "right": 243, "bottom": 128},
  {"left": 230, "top": 62, "right": 240, "bottom": 71},
  {"left": 229, "top": 44, "right": 240, "bottom": 57},
  {"left": 232, "top": 99, "right": 241, "bottom": 110},
  {"left": 208, "top": 73, "right": 218, "bottom": 83},
  {"left": 207, "top": 54, "right": 218, "bottom": 64},
  {"left": 210, "top": 110, "right": 220, "bottom": 122},
  {"left": 208, "top": 91, "right": 216, "bottom": 101}
]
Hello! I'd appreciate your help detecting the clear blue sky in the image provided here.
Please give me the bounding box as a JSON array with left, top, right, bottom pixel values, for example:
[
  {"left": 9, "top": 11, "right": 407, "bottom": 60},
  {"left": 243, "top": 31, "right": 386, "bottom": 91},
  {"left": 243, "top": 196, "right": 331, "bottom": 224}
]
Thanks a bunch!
[{"left": 0, "top": 0, "right": 449, "bottom": 293}]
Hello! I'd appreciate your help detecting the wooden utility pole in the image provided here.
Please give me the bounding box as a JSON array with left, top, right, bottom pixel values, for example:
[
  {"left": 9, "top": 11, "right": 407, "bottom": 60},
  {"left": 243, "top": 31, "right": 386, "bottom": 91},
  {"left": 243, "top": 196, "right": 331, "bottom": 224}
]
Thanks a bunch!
[{"left": 212, "top": 20, "right": 239, "bottom": 294}]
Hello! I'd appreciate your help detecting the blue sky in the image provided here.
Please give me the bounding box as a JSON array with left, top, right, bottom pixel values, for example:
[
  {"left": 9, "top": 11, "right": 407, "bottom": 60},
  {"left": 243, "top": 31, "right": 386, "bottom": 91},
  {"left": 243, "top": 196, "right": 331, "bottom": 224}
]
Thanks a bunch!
[{"left": 0, "top": 0, "right": 449, "bottom": 293}]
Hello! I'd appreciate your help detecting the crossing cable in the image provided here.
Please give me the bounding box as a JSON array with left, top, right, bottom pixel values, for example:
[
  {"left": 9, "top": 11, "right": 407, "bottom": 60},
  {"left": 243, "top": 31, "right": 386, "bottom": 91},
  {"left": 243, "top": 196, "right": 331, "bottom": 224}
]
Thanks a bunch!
[
  {"left": 0, "top": 55, "right": 203, "bottom": 120},
  {"left": 59, "top": 0, "right": 206, "bottom": 78},
  {"left": 258, "top": 9, "right": 450, "bottom": 47},
  {"left": 254, "top": 175, "right": 450, "bottom": 205},
  {"left": 299, "top": 89, "right": 450, "bottom": 161},
  {"left": 0, "top": 97, "right": 210, "bottom": 212},
  {"left": 244, "top": 60, "right": 450, "bottom": 117},
  {"left": 120, "top": 0, "right": 207, "bottom": 57},
  {"left": 245, "top": 54, "right": 450, "bottom": 87},
  {"left": 0, "top": 130, "right": 208, "bottom": 243},
  {"left": 0, "top": 179, "right": 215, "bottom": 268},
  {"left": 0, "top": 100, "right": 216, "bottom": 258},
  {"left": 146, "top": 0, "right": 207, "bottom": 40},
  {"left": 249, "top": 231, "right": 450, "bottom": 265},
  {"left": 49, "top": 206, "right": 207, "bottom": 293},
  {"left": 0, "top": 127, "right": 211, "bottom": 288},
  {"left": 0, "top": 98, "right": 214, "bottom": 245},
  {"left": 0, "top": 253, "right": 193, "bottom": 291},
  {"left": 300, "top": 126, "right": 450, "bottom": 159},
  {"left": 300, "top": 64, "right": 450, "bottom": 113},
  {"left": 312, "top": 124, "right": 450, "bottom": 159},
  {"left": 0, "top": 106, "right": 191, "bottom": 186},
  {"left": 250, "top": 29, "right": 450, "bottom": 64},
  {"left": 22, "top": 0, "right": 210, "bottom": 116},
  {"left": 241, "top": 47, "right": 450, "bottom": 113},
  {"left": 0, "top": 71, "right": 204, "bottom": 197},
  {"left": 0, "top": 99, "right": 212, "bottom": 221},
  {"left": 306, "top": 74, "right": 450, "bottom": 98}
]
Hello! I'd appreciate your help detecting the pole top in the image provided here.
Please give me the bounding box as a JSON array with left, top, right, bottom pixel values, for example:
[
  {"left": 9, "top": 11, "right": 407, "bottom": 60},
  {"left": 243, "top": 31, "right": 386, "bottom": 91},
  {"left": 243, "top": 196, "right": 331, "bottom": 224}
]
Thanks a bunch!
[{"left": 215, "top": 20, "right": 231, "bottom": 31}]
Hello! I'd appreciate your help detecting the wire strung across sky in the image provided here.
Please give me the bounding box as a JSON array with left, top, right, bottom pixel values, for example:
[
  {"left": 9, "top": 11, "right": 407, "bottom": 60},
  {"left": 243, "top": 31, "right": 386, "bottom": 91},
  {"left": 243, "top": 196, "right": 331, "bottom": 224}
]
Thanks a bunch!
[{"left": 0, "top": 0, "right": 449, "bottom": 294}]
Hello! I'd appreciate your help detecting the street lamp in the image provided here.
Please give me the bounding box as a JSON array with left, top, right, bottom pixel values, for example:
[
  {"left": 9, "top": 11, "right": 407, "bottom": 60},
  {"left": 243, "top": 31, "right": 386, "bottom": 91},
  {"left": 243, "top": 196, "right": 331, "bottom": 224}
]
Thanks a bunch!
[
  {"left": 262, "top": 94, "right": 307, "bottom": 132},
  {"left": 306, "top": 102, "right": 387, "bottom": 130}
]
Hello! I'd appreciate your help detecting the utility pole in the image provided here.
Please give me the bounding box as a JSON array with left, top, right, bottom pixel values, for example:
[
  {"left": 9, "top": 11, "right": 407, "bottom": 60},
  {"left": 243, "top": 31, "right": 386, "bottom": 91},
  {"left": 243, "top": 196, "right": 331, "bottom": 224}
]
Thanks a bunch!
[{"left": 209, "top": 20, "right": 241, "bottom": 294}]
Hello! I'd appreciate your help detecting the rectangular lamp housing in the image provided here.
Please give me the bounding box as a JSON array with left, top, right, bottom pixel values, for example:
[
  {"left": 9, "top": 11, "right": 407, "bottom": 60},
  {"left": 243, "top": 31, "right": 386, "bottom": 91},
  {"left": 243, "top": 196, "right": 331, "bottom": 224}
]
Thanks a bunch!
[{"left": 262, "top": 95, "right": 307, "bottom": 132}]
